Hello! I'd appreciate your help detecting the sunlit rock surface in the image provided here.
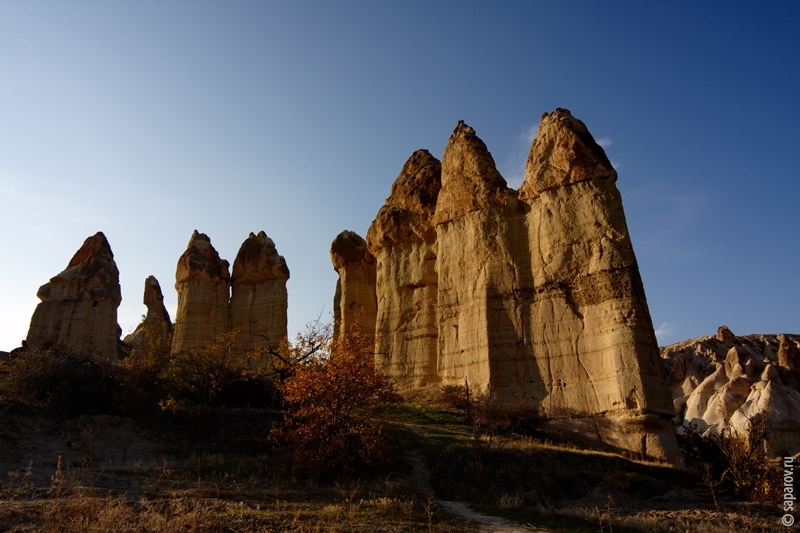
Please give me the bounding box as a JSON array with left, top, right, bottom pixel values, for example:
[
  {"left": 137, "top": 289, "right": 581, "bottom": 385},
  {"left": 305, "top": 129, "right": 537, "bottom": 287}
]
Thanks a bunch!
[
  {"left": 26, "top": 232, "right": 122, "bottom": 360},
  {"left": 356, "top": 110, "right": 681, "bottom": 462},
  {"left": 229, "top": 231, "right": 290, "bottom": 355},
  {"left": 330, "top": 230, "right": 376, "bottom": 342},
  {"left": 171, "top": 230, "right": 230, "bottom": 354},
  {"left": 367, "top": 150, "right": 441, "bottom": 387}
]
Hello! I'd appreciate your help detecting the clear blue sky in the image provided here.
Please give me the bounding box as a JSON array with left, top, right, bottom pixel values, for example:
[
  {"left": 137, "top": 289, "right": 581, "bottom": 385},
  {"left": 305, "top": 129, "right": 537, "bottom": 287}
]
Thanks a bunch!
[{"left": 1, "top": 1, "right": 798, "bottom": 351}]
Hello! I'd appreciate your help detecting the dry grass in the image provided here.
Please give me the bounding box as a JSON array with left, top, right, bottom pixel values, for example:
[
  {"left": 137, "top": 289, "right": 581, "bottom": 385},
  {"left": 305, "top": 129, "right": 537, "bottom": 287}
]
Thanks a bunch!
[{"left": 0, "top": 458, "right": 476, "bottom": 532}]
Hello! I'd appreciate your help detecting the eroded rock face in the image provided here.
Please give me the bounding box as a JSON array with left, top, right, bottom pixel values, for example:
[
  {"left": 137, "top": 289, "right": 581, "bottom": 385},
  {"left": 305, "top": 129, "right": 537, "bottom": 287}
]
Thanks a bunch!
[
  {"left": 229, "top": 231, "right": 290, "bottom": 354},
  {"left": 519, "top": 109, "right": 616, "bottom": 200},
  {"left": 123, "top": 275, "right": 172, "bottom": 347},
  {"left": 171, "top": 231, "right": 231, "bottom": 354},
  {"left": 26, "top": 232, "right": 122, "bottom": 360},
  {"left": 330, "top": 231, "right": 377, "bottom": 341},
  {"left": 520, "top": 109, "right": 677, "bottom": 462},
  {"left": 433, "top": 121, "right": 528, "bottom": 393},
  {"left": 663, "top": 330, "right": 800, "bottom": 456},
  {"left": 358, "top": 110, "right": 680, "bottom": 462},
  {"left": 367, "top": 150, "right": 441, "bottom": 387}
]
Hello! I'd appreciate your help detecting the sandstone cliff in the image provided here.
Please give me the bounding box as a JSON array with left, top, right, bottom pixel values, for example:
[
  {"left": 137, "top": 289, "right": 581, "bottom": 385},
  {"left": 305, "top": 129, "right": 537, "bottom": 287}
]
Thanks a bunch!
[
  {"left": 123, "top": 275, "right": 172, "bottom": 347},
  {"left": 662, "top": 327, "right": 800, "bottom": 455},
  {"left": 366, "top": 150, "right": 441, "bottom": 387},
  {"left": 330, "top": 231, "right": 376, "bottom": 341},
  {"left": 229, "top": 231, "right": 290, "bottom": 354},
  {"left": 356, "top": 110, "right": 681, "bottom": 462},
  {"left": 26, "top": 232, "right": 122, "bottom": 360},
  {"left": 171, "top": 231, "right": 231, "bottom": 354}
]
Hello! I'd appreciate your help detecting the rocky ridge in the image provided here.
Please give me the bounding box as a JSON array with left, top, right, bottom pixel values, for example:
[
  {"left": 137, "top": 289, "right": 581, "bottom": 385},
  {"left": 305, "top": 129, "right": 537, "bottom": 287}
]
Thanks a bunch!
[
  {"left": 662, "top": 326, "right": 800, "bottom": 455},
  {"left": 171, "top": 230, "right": 290, "bottom": 355},
  {"left": 366, "top": 150, "right": 441, "bottom": 387}
]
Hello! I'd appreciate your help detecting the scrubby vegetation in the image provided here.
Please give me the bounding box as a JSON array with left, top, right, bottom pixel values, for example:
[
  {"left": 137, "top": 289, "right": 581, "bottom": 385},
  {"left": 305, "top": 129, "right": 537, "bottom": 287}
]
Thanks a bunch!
[{"left": 0, "top": 322, "right": 787, "bottom": 531}]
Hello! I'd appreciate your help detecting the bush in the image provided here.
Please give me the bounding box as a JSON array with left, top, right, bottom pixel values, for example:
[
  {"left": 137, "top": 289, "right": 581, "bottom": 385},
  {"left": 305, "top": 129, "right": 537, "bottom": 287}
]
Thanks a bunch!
[
  {"left": 272, "top": 328, "right": 399, "bottom": 477},
  {"left": 1, "top": 345, "right": 119, "bottom": 416},
  {"left": 438, "top": 382, "right": 541, "bottom": 436},
  {"left": 677, "top": 417, "right": 783, "bottom": 503}
]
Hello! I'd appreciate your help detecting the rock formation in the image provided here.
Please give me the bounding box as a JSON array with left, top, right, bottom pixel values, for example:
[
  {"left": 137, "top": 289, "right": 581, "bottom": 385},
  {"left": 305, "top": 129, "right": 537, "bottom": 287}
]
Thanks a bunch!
[
  {"left": 330, "top": 231, "right": 377, "bottom": 341},
  {"left": 171, "top": 231, "right": 231, "bottom": 354},
  {"left": 519, "top": 109, "right": 676, "bottom": 461},
  {"left": 662, "top": 329, "right": 800, "bottom": 455},
  {"left": 433, "top": 122, "right": 527, "bottom": 393},
  {"left": 357, "top": 109, "right": 680, "bottom": 462},
  {"left": 366, "top": 150, "right": 441, "bottom": 387},
  {"left": 229, "top": 231, "right": 290, "bottom": 354},
  {"left": 123, "top": 275, "right": 172, "bottom": 347},
  {"left": 26, "top": 232, "right": 122, "bottom": 360}
]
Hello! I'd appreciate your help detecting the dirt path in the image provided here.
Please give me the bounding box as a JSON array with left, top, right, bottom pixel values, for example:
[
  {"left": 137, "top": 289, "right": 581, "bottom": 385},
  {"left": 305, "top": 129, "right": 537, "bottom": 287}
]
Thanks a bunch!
[{"left": 406, "top": 444, "right": 548, "bottom": 532}]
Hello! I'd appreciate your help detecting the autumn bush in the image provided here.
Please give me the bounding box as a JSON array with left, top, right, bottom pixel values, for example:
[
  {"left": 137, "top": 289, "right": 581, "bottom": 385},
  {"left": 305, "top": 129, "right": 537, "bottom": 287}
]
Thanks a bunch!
[{"left": 272, "top": 327, "right": 400, "bottom": 477}]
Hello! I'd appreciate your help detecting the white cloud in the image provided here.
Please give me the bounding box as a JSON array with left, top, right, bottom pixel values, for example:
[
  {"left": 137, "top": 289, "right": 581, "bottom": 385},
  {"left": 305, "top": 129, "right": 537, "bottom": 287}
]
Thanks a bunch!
[
  {"left": 499, "top": 122, "right": 539, "bottom": 190},
  {"left": 596, "top": 136, "right": 614, "bottom": 149},
  {"left": 654, "top": 322, "right": 676, "bottom": 344},
  {"left": 521, "top": 124, "right": 538, "bottom": 144}
]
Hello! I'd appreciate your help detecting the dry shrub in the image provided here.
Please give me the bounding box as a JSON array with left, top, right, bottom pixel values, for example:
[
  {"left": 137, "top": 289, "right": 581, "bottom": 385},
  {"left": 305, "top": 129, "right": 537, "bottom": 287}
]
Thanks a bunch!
[
  {"left": 0, "top": 345, "right": 119, "bottom": 416},
  {"left": 677, "top": 415, "right": 783, "bottom": 503},
  {"left": 272, "top": 327, "right": 400, "bottom": 477},
  {"left": 438, "top": 382, "right": 541, "bottom": 435}
]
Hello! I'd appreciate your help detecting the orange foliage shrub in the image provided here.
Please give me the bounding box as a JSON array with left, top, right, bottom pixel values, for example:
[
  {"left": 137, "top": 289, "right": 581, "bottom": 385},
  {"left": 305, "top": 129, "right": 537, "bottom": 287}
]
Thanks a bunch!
[{"left": 272, "top": 328, "right": 399, "bottom": 476}]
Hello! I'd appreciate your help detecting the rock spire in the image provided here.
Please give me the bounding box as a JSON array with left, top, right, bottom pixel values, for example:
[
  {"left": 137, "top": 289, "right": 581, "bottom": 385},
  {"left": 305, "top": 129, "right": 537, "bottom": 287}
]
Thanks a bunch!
[
  {"left": 171, "top": 230, "right": 231, "bottom": 354},
  {"left": 366, "top": 150, "right": 442, "bottom": 386},
  {"left": 229, "top": 231, "right": 290, "bottom": 354},
  {"left": 123, "top": 275, "right": 172, "bottom": 347},
  {"left": 356, "top": 110, "right": 681, "bottom": 462},
  {"left": 330, "top": 231, "right": 377, "bottom": 341},
  {"left": 26, "top": 232, "right": 122, "bottom": 360}
]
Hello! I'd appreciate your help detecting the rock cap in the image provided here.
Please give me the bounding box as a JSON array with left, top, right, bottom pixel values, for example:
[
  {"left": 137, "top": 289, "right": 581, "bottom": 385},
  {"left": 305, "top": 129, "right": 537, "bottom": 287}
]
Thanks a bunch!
[
  {"left": 175, "top": 230, "right": 230, "bottom": 285},
  {"left": 366, "top": 149, "right": 441, "bottom": 251},
  {"left": 519, "top": 108, "right": 616, "bottom": 199},
  {"left": 433, "top": 120, "right": 513, "bottom": 225},
  {"left": 231, "top": 231, "right": 290, "bottom": 285},
  {"left": 331, "top": 230, "right": 375, "bottom": 270}
]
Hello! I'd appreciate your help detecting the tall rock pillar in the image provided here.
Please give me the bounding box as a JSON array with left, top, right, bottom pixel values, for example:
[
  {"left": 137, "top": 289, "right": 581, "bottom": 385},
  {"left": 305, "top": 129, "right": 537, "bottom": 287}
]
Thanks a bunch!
[
  {"left": 330, "top": 231, "right": 377, "bottom": 342},
  {"left": 229, "top": 231, "right": 290, "bottom": 354},
  {"left": 367, "top": 150, "right": 442, "bottom": 388},
  {"left": 433, "top": 122, "right": 532, "bottom": 394},
  {"left": 171, "top": 230, "right": 231, "bottom": 354},
  {"left": 26, "top": 231, "right": 122, "bottom": 360},
  {"left": 123, "top": 275, "right": 172, "bottom": 347},
  {"left": 519, "top": 108, "right": 678, "bottom": 461}
]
